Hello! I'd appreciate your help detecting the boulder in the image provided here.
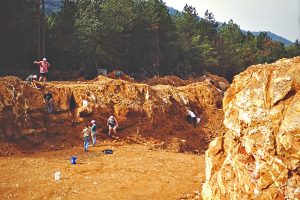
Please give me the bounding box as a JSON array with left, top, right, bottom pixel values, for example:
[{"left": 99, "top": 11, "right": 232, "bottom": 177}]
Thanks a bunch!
[{"left": 202, "top": 57, "right": 300, "bottom": 199}]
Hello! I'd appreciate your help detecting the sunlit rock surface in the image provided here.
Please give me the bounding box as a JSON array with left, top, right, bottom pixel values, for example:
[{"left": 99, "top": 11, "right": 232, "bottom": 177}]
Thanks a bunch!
[{"left": 202, "top": 57, "right": 300, "bottom": 199}]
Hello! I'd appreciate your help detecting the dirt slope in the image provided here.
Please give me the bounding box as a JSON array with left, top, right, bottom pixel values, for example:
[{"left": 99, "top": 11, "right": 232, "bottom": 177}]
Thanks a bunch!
[
  {"left": 0, "top": 73, "right": 227, "bottom": 199},
  {"left": 0, "top": 75, "right": 226, "bottom": 154}
]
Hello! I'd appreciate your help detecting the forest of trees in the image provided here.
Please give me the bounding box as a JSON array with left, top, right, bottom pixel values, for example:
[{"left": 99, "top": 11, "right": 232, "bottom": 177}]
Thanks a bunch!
[{"left": 1, "top": 0, "right": 300, "bottom": 81}]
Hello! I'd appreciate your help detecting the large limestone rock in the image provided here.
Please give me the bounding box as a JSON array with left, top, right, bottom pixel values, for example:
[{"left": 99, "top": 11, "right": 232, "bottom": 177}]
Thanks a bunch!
[
  {"left": 202, "top": 57, "right": 300, "bottom": 199},
  {"left": 0, "top": 75, "right": 225, "bottom": 151}
]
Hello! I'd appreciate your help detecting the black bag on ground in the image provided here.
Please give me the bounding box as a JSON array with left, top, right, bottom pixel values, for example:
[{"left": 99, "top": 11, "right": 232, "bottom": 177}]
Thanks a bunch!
[{"left": 102, "top": 149, "right": 113, "bottom": 154}]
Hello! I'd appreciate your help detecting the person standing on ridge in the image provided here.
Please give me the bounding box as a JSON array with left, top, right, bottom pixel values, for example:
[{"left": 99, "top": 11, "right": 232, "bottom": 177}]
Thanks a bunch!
[
  {"left": 34, "top": 58, "right": 50, "bottom": 82},
  {"left": 90, "top": 120, "right": 97, "bottom": 146},
  {"left": 82, "top": 124, "right": 91, "bottom": 152}
]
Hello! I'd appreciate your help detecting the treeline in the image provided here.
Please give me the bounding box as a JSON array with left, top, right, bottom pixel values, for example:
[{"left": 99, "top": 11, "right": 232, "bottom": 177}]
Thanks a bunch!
[{"left": 1, "top": 0, "right": 300, "bottom": 81}]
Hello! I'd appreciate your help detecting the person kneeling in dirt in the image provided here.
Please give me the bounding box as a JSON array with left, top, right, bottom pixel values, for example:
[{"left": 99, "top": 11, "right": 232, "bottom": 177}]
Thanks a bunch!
[
  {"left": 107, "top": 115, "right": 118, "bottom": 138},
  {"left": 82, "top": 124, "right": 91, "bottom": 152},
  {"left": 90, "top": 120, "right": 97, "bottom": 146},
  {"left": 26, "top": 74, "right": 38, "bottom": 89},
  {"left": 44, "top": 91, "right": 53, "bottom": 113},
  {"left": 186, "top": 109, "right": 197, "bottom": 127}
]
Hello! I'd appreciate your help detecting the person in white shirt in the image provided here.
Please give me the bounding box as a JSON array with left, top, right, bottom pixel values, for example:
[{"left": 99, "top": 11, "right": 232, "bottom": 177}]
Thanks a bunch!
[{"left": 186, "top": 109, "right": 197, "bottom": 127}]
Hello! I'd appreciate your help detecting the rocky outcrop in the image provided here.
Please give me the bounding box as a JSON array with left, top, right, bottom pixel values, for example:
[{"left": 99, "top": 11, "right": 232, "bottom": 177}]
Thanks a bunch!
[
  {"left": 202, "top": 57, "right": 300, "bottom": 199},
  {"left": 0, "top": 75, "right": 225, "bottom": 151}
]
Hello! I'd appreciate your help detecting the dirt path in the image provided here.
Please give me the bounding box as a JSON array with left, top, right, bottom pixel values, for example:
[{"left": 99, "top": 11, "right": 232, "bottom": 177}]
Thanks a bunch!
[{"left": 0, "top": 142, "right": 205, "bottom": 200}]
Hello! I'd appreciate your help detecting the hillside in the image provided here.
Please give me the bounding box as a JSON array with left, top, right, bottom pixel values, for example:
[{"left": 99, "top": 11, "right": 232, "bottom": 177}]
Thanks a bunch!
[
  {"left": 0, "top": 74, "right": 228, "bottom": 155},
  {"left": 251, "top": 31, "right": 293, "bottom": 46},
  {"left": 0, "top": 73, "right": 226, "bottom": 199},
  {"left": 167, "top": 6, "right": 293, "bottom": 45},
  {"left": 1, "top": 57, "right": 300, "bottom": 199}
]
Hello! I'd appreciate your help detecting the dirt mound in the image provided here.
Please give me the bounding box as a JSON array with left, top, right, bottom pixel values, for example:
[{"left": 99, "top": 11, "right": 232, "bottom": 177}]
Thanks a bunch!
[
  {"left": 203, "top": 57, "right": 300, "bottom": 199},
  {"left": 184, "top": 73, "right": 229, "bottom": 92},
  {"left": 106, "top": 70, "right": 136, "bottom": 83},
  {"left": 0, "top": 74, "right": 225, "bottom": 154},
  {"left": 144, "top": 73, "right": 229, "bottom": 93},
  {"left": 144, "top": 75, "right": 186, "bottom": 86}
]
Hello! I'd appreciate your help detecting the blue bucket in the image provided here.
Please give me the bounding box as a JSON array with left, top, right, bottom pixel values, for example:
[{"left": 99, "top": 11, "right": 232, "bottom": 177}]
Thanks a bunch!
[{"left": 70, "top": 156, "right": 77, "bottom": 164}]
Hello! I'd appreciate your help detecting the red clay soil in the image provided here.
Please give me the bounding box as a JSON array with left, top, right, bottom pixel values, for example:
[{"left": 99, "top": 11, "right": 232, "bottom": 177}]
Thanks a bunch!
[
  {"left": 0, "top": 142, "right": 205, "bottom": 200},
  {"left": 144, "top": 75, "right": 186, "bottom": 87},
  {"left": 143, "top": 73, "right": 229, "bottom": 90},
  {"left": 0, "top": 75, "right": 225, "bottom": 155},
  {"left": 106, "top": 70, "right": 136, "bottom": 83},
  {"left": 0, "top": 74, "right": 227, "bottom": 199}
]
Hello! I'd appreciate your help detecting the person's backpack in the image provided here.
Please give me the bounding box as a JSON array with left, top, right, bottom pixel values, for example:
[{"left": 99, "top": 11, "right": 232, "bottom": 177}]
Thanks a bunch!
[{"left": 109, "top": 117, "right": 116, "bottom": 126}]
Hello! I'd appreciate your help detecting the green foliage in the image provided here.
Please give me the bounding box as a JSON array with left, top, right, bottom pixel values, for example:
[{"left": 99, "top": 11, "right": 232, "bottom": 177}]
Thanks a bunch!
[
  {"left": 173, "top": 5, "right": 201, "bottom": 74},
  {"left": 1, "top": 0, "right": 300, "bottom": 81},
  {"left": 286, "top": 40, "right": 300, "bottom": 57},
  {"left": 47, "top": 0, "right": 77, "bottom": 68},
  {"left": 255, "top": 32, "right": 286, "bottom": 63},
  {"left": 218, "top": 20, "right": 245, "bottom": 78},
  {"left": 0, "top": 0, "right": 39, "bottom": 68}
]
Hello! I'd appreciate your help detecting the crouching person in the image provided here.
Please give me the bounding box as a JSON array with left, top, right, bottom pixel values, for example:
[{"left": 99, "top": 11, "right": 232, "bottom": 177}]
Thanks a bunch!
[
  {"left": 26, "top": 74, "right": 38, "bottom": 89},
  {"left": 107, "top": 115, "right": 118, "bottom": 139},
  {"left": 82, "top": 124, "right": 91, "bottom": 152},
  {"left": 186, "top": 109, "right": 197, "bottom": 127}
]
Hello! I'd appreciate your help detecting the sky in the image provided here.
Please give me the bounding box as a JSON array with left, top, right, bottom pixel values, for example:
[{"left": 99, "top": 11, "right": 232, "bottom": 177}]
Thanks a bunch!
[{"left": 163, "top": 0, "right": 299, "bottom": 42}]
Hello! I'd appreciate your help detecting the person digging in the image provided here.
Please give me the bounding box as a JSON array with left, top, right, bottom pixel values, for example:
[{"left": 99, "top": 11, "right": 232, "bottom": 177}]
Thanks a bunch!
[
  {"left": 25, "top": 74, "right": 38, "bottom": 89},
  {"left": 186, "top": 109, "right": 197, "bottom": 127}
]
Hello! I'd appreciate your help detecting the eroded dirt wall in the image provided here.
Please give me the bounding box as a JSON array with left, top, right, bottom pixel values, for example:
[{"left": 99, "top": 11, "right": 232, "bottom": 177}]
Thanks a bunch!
[{"left": 0, "top": 75, "right": 225, "bottom": 152}]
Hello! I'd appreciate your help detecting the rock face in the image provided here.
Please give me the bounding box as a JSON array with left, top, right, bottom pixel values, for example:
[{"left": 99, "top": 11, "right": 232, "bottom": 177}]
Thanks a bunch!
[
  {"left": 0, "top": 75, "right": 225, "bottom": 151},
  {"left": 202, "top": 57, "right": 300, "bottom": 199}
]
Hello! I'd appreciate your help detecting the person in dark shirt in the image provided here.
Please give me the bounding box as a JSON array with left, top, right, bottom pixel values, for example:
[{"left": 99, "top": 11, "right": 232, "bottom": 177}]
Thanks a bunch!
[
  {"left": 107, "top": 115, "right": 119, "bottom": 139},
  {"left": 90, "top": 120, "right": 97, "bottom": 146},
  {"left": 44, "top": 91, "right": 53, "bottom": 113}
]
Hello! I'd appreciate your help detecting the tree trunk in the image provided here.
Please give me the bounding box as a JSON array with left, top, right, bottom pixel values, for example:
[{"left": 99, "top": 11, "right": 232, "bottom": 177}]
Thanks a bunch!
[
  {"left": 37, "top": 0, "right": 41, "bottom": 60},
  {"left": 154, "top": 28, "right": 160, "bottom": 75},
  {"left": 60, "top": 49, "right": 64, "bottom": 68},
  {"left": 41, "top": 0, "right": 45, "bottom": 58}
]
